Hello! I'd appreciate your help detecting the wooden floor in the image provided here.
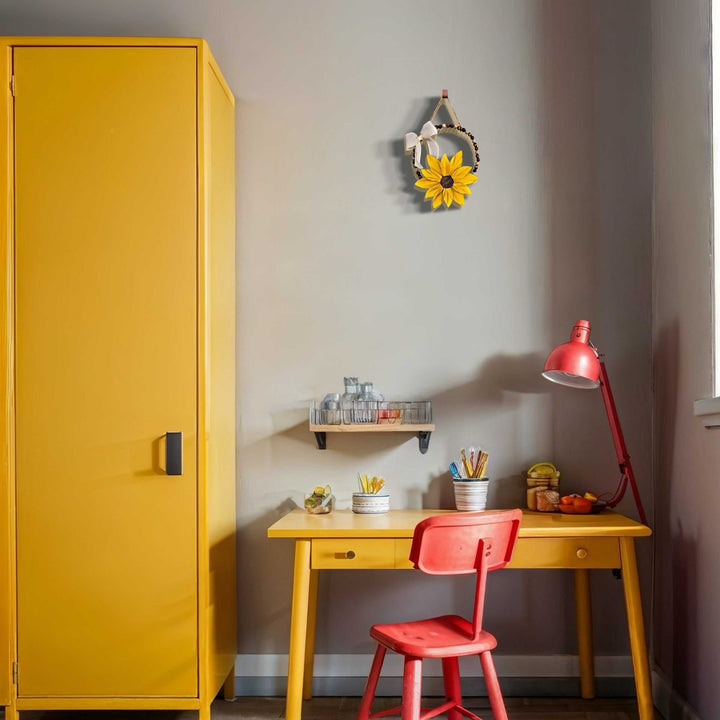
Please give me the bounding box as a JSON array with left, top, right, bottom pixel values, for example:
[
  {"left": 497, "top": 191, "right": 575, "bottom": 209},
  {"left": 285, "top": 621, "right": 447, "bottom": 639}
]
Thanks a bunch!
[{"left": 7, "top": 696, "right": 662, "bottom": 719}]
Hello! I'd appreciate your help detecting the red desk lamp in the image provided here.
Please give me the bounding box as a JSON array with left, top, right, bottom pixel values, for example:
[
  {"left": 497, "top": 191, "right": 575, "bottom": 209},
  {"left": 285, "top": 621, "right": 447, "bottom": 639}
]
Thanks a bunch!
[{"left": 542, "top": 319, "right": 647, "bottom": 525}]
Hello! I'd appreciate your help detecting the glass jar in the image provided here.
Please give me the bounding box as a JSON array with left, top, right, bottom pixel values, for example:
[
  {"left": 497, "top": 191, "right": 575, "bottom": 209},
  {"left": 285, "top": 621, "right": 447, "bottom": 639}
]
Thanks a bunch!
[
  {"left": 378, "top": 401, "right": 403, "bottom": 424},
  {"left": 354, "top": 382, "right": 380, "bottom": 423},
  {"left": 526, "top": 471, "right": 560, "bottom": 511},
  {"left": 341, "top": 377, "right": 359, "bottom": 424},
  {"left": 321, "top": 393, "right": 341, "bottom": 425}
]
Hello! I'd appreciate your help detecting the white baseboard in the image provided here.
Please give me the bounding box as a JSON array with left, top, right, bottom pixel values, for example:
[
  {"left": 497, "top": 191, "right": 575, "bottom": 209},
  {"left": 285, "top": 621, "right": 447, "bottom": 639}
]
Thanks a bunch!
[
  {"left": 235, "top": 653, "right": 632, "bottom": 678},
  {"left": 652, "top": 668, "right": 702, "bottom": 720}
]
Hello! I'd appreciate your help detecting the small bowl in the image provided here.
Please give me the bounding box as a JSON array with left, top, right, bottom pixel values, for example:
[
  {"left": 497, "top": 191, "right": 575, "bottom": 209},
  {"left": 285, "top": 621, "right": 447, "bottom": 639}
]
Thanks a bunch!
[
  {"left": 304, "top": 493, "right": 335, "bottom": 514},
  {"left": 557, "top": 499, "right": 607, "bottom": 515}
]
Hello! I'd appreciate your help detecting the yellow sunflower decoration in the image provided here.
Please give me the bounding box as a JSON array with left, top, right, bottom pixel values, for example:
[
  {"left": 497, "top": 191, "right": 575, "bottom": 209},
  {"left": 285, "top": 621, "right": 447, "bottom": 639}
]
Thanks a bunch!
[{"left": 415, "top": 151, "right": 477, "bottom": 209}]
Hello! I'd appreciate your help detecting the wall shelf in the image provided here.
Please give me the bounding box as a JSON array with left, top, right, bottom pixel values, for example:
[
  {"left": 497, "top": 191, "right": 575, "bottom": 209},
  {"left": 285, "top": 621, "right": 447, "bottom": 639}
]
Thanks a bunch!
[{"left": 309, "top": 424, "right": 435, "bottom": 454}]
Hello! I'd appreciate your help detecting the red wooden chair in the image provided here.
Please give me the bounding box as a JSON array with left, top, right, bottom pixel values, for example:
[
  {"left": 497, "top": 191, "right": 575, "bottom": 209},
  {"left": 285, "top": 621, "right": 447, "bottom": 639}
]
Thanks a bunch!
[{"left": 356, "top": 509, "right": 523, "bottom": 720}]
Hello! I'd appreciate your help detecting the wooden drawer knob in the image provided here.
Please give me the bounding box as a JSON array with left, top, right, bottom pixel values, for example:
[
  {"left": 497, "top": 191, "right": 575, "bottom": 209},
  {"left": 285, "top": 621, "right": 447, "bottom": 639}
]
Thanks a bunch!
[{"left": 576, "top": 547, "right": 588, "bottom": 560}]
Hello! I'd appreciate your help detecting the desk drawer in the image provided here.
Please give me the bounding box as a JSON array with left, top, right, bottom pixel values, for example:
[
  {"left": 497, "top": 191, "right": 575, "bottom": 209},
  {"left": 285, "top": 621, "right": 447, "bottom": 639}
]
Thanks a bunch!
[
  {"left": 395, "top": 539, "right": 414, "bottom": 569},
  {"left": 507, "top": 537, "right": 620, "bottom": 569},
  {"left": 395, "top": 537, "right": 620, "bottom": 569},
  {"left": 311, "top": 539, "right": 396, "bottom": 569}
]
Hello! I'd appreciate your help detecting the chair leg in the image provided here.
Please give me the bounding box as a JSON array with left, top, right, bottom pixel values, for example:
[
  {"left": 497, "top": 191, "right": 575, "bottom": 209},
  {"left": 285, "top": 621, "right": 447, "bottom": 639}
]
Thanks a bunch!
[
  {"left": 480, "top": 651, "right": 508, "bottom": 720},
  {"left": 401, "top": 656, "right": 423, "bottom": 720},
  {"left": 441, "top": 657, "right": 463, "bottom": 720},
  {"left": 357, "top": 645, "right": 387, "bottom": 720}
]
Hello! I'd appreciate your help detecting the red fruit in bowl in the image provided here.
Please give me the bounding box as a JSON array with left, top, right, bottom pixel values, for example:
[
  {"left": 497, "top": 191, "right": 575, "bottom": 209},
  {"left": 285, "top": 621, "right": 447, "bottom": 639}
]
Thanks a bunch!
[{"left": 572, "top": 497, "right": 593, "bottom": 513}]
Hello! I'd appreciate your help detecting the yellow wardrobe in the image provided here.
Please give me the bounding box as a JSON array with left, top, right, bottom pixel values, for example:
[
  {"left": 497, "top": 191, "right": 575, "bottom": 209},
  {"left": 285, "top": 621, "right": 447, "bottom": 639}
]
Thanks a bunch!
[{"left": 0, "top": 38, "right": 237, "bottom": 719}]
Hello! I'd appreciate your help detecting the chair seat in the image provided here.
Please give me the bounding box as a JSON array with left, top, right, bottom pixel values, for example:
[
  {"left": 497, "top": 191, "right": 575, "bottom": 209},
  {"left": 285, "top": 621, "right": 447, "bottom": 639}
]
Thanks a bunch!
[{"left": 369, "top": 614, "right": 498, "bottom": 658}]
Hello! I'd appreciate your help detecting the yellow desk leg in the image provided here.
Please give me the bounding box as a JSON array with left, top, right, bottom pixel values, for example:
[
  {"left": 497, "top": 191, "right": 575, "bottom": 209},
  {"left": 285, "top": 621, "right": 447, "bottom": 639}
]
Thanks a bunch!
[
  {"left": 573, "top": 568, "right": 595, "bottom": 699},
  {"left": 303, "top": 569, "right": 319, "bottom": 700},
  {"left": 619, "top": 537, "right": 654, "bottom": 720},
  {"left": 199, "top": 699, "right": 211, "bottom": 720},
  {"left": 286, "top": 539, "right": 312, "bottom": 720},
  {"left": 223, "top": 666, "right": 236, "bottom": 700}
]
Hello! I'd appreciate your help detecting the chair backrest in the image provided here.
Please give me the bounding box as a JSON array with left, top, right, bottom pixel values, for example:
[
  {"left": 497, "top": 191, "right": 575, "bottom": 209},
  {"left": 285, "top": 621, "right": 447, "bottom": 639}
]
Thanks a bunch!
[{"left": 409, "top": 509, "right": 522, "bottom": 639}]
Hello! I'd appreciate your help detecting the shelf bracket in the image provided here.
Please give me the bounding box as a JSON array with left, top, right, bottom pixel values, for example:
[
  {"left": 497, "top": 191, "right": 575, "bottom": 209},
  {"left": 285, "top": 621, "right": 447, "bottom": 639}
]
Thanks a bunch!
[
  {"left": 314, "top": 431, "right": 327, "bottom": 450},
  {"left": 418, "top": 431, "right": 432, "bottom": 454}
]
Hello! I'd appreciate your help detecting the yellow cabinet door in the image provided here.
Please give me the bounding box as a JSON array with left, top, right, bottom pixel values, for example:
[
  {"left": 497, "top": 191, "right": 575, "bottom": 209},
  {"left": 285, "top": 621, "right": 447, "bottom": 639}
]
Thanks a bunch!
[{"left": 14, "top": 47, "right": 198, "bottom": 697}]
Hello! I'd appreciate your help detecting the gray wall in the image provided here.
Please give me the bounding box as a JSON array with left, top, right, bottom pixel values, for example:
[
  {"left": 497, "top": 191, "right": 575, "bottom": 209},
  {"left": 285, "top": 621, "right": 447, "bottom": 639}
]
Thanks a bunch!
[
  {"left": 0, "top": 0, "right": 654, "bottom": 667},
  {"left": 652, "top": 0, "right": 720, "bottom": 717}
]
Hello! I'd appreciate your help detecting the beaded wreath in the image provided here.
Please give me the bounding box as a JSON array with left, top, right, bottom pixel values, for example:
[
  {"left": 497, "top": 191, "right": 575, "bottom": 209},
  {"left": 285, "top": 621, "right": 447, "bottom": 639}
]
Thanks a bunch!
[
  {"left": 405, "top": 92, "right": 479, "bottom": 209},
  {"left": 408, "top": 124, "right": 479, "bottom": 179}
]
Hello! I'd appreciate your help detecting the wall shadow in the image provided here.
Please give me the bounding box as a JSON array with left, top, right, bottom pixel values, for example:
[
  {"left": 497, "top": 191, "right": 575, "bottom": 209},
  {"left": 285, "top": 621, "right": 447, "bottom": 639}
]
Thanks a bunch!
[
  {"left": 427, "top": 351, "right": 549, "bottom": 422},
  {"left": 652, "top": 319, "right": 680, "bottom": 678},
  {"left": 538, "top": 0, "right": 654, "bottom": 661},
  {"left": 236, "top": 501, "right": 299, "bottom": 652},
  {"left": 670, "top": 521, "right": 697, "bottom": 703}
]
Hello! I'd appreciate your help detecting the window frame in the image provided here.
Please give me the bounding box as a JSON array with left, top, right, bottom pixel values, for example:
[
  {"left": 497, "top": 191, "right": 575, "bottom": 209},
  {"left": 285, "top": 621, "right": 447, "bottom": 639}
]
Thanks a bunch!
[{"left": 695, "top": 0, "right": 720, "bottom": 425}]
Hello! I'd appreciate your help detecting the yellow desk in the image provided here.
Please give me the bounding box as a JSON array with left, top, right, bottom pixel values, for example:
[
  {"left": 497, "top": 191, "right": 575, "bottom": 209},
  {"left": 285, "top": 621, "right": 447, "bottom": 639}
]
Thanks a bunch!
[{"left": 268, "top": 509, "right": 652, "bottom": 720}]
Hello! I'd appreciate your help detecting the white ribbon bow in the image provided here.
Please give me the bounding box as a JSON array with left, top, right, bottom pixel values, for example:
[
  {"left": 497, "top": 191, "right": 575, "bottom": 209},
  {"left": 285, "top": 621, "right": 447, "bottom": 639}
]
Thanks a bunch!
[{"left": 405, "top": 121, "right": 440, "bottom": 169}]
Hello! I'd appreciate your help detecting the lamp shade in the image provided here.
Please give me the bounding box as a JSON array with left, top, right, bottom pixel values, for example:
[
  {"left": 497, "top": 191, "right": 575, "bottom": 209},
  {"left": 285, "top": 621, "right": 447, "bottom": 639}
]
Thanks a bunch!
[{"left": 542, "top": 319, "right": 600, "bottom": 389}]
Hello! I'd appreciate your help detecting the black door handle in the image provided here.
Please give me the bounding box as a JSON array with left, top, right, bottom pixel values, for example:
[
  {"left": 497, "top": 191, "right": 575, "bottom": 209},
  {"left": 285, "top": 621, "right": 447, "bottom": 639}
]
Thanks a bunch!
[{"left": 166, "top": 431, "right": 183, "bottom": 475}]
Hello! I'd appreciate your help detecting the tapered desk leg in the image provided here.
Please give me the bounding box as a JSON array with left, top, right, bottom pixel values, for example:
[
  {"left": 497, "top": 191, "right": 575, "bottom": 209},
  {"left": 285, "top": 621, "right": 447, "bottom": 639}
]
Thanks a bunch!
[
  {"left": 573, "top": 568, "right": 595, "bottom": 699},
  {"left": 286, "top": 539, "right": 312, "bottom": 720},
  {"left": 619, "top": 537, "right": 654, "bottom": 720},
  {"left": 303, "top": 569, "right": 319, "bottom": 700},
  {"left": 223, "top": 666, "right": 236, "bottom": 700}
]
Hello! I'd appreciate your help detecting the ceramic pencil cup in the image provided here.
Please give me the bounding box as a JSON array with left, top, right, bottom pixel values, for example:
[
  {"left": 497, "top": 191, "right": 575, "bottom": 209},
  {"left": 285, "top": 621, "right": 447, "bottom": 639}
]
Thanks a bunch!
[
  {"left": 453, "top": 478, "right": 489, "bottom": 512},
  {"left": 352, "top": 493, "right": 390, "bottom": 514}
]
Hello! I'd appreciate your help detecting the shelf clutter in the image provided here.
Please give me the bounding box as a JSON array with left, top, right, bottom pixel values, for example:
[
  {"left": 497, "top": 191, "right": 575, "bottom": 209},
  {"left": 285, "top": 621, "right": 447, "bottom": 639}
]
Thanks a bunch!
[
  {"left": 309, "top": 377, "right": 434, "bottom": 453},
  {"left": 310, "top": 400, "right": 432, "bottom": 426}
]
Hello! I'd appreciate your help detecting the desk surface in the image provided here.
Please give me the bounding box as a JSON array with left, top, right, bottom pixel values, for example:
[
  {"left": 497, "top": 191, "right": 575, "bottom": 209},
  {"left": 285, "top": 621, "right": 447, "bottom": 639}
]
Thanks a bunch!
[{"left": 267, "top": 508, "right": 651, "bottom": 539}]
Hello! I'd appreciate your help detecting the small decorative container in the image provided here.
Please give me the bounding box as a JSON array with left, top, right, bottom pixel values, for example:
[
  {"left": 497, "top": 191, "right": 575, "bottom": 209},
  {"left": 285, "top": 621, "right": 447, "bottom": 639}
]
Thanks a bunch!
[
  {"left": 377, "top": 401, "right": 403, "bottom": 424},
  {"left": 310, "top": 398, "right": 432, "bottom": 426},
  {"left": 453, "top": 478, "right": 489, "bottom": 512},
  {"left": 309, "top": 401, "right": 342, "bottom": 425},
  {"left": 526, "top": 462, "right": 560, "bottom": 511},
  {"left": 352, "top": 492, "right": 390, "bottom": 514},
  {"left": 304, "top": 485, "right": 335, "bottom": 514},
  {"left": 402, "top": 401, "right": 432, "bottom": 424},
  {"left": 341, "top": 377, "right": 360, "bottom": 424},
  {"left": 535, "top": 488, "right": 559, "bottom": 512},
  {"left": 353, "top": 382, "right": 381, "bottom": 423}
]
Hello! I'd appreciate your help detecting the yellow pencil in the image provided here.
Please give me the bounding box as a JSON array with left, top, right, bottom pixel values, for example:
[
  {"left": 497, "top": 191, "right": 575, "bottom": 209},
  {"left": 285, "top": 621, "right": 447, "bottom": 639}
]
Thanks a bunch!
[{"left": 460, "top": 449, "right": 473, "bottom": 478}]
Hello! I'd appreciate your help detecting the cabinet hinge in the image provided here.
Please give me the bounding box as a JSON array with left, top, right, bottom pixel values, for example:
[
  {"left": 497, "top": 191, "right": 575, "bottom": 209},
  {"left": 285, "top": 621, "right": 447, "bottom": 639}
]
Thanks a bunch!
[
  {"left": 12, "top": 661, "right": 18, "bottom": 684},
  {"left": 9, "top": 75, "right": 15, "bottom": 98}
]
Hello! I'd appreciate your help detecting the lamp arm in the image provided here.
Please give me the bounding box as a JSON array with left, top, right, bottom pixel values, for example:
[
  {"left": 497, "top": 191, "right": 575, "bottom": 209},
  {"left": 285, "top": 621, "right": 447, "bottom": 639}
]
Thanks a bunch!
[{"left": 598, "top": 362, "right": 648, "bottom": 525}]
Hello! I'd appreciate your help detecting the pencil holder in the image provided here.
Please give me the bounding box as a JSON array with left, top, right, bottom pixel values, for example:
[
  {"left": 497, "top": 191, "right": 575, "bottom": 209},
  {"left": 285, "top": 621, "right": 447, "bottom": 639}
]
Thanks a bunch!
[
  {"left": 453, "top": 478, "right": 489, "bottom": 512},
  {"left": 352, "top": 493, "right": 390, "bottom": 514}
]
